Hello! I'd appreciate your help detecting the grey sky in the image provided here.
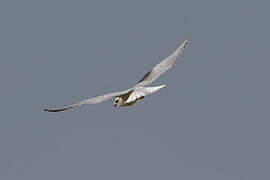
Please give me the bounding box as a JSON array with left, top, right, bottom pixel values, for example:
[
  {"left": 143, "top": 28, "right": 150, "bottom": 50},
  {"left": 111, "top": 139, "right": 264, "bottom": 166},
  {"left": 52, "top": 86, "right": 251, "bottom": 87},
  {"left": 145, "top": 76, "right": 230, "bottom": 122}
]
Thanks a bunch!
[{"left": 0, "top": 0, "right": 269, "bottom": 179}]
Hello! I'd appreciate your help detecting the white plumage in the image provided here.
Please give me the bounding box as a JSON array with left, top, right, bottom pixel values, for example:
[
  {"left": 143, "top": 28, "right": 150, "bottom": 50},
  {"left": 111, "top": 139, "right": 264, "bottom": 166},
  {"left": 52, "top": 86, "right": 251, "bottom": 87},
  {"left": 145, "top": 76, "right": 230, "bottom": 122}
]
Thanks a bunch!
[
  {"left": 126, "top": 85, "right": 165, "bottom": 103},
  {"left": 45, "top": 38, "right": 189, "bottom": 112}
]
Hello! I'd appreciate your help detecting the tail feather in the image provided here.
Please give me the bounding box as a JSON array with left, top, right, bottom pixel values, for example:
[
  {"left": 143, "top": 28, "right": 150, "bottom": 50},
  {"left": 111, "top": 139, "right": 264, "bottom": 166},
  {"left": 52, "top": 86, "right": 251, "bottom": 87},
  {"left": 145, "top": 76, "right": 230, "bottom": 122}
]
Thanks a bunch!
[
  {"left": 141, "top": 85, "right": 166, "bottom": 94},
  {"left": 126, "top": 85, "right": 165, "bottom": 103}
]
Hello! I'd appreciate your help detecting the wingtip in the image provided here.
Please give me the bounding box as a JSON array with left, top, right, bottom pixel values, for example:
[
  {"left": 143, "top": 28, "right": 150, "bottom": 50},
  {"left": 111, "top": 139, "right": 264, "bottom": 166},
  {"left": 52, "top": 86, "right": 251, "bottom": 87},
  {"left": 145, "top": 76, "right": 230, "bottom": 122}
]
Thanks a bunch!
[
  {"left": 44, "top": 107, "right": 72, "bottom": 112},
  {"left": 44, "top": 108, "right": 58, "bottom": 112},
  {"left": 180, "top": 38, "right": 189, "bottom": 50},
  {"left": 184, "top": 37, "right": 190, "bottom": 44}
]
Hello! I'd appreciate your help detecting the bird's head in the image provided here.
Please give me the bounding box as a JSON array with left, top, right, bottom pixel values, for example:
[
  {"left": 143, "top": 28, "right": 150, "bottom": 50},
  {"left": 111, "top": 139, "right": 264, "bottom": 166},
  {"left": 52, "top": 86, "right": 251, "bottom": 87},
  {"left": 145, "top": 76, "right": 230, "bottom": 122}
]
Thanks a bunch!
[{"left": 113, "top": 97, "right": 121, "bottom": 107}]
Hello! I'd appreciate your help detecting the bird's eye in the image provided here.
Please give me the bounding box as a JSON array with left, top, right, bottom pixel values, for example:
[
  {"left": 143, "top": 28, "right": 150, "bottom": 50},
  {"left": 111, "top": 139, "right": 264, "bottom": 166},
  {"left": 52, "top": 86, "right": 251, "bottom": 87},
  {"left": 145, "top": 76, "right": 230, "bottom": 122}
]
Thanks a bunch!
[{"left": 115, "top": 99, "right": 119, "bottom": 103}]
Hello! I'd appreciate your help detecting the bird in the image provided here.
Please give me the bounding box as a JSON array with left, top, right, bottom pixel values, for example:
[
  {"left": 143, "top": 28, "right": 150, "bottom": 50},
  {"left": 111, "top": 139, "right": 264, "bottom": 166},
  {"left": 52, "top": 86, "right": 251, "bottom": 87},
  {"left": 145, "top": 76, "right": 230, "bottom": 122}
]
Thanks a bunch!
[{"left": 44, "top": 38, "right": 189, "bottom": 112}]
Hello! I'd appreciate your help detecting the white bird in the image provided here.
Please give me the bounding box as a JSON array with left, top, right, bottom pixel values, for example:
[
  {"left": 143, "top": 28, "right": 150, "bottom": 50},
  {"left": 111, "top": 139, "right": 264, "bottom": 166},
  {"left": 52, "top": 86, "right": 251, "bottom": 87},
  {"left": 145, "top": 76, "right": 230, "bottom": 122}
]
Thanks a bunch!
[{"left": 44, "top": 38, "right": 189, "bottom": 112}]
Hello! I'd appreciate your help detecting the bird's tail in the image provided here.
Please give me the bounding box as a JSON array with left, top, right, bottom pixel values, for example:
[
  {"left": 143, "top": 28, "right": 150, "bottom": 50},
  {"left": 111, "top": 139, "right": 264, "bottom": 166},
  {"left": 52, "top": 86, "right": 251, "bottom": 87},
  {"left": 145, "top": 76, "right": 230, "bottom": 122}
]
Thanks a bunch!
[
  {"left": 140, "top": 85, "right": 166, "bottom": 94},
  {"left": 124, "top": 85, "right": 166, "bottom": 103}
]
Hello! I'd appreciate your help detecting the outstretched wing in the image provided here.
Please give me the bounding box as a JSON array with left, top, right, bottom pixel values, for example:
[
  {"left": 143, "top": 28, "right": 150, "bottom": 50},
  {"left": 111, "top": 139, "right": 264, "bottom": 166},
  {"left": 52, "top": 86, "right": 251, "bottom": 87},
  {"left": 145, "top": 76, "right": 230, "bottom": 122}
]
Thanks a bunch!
[
  {"left": 136, "top": 38, "right": 189, "bottom": 87},
  {"left": 44, "top": 88, "right": 134, "bottom": 112}
]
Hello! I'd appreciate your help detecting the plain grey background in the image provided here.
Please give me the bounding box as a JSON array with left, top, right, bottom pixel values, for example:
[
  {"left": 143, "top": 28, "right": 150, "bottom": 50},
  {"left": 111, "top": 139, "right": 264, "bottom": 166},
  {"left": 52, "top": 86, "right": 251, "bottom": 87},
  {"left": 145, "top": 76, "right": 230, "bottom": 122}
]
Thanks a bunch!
[{"left": 1, "top": 0, "right": 269, "bottom": 179}]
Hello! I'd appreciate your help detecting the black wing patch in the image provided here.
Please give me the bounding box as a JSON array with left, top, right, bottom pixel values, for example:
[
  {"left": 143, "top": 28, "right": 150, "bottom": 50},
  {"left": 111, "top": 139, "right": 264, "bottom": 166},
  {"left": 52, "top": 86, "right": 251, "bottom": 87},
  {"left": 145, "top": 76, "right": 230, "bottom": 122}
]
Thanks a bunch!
[
  {"left": 44, "top": 107, "right": 72, "bottom": 112},
  {"left": 138, "top": 69, "right": 152, "bottom": 83}
]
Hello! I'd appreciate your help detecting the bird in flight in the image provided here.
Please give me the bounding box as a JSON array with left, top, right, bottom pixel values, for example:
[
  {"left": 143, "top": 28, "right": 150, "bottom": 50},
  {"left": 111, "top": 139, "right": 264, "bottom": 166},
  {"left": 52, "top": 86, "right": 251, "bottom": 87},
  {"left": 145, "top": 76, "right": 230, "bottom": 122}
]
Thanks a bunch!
[{"left": 44, "top": 38, "right": 189, "bottom": 112}]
